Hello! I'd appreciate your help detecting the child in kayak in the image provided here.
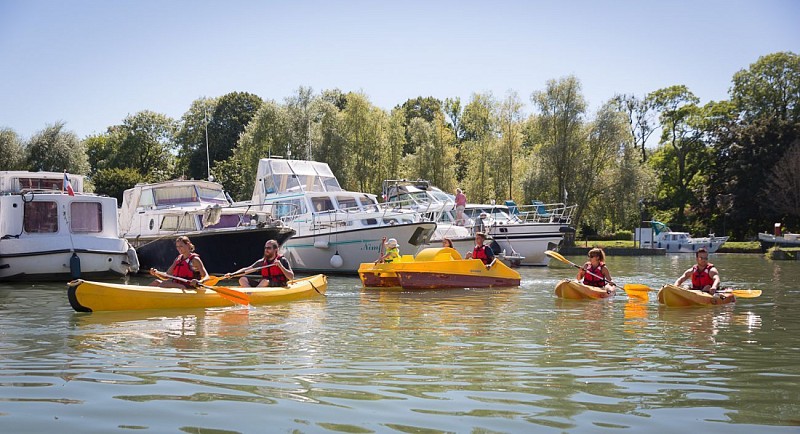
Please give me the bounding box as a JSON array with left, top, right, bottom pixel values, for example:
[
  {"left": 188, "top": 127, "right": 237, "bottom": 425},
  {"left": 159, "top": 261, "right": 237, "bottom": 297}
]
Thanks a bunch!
[{"left": 576, "top": 247, "right": 615, "bottom": 294}]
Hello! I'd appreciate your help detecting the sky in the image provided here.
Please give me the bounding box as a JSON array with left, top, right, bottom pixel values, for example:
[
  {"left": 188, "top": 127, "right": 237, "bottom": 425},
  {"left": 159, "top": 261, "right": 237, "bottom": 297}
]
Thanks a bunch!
[{"left": 1, "top": 0, "right": 799, "bottom": 140}]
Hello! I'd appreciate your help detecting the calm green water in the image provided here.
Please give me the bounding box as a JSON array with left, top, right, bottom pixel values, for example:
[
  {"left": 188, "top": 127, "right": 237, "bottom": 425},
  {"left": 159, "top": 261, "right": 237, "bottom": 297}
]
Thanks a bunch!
[{"left": 1, "top": 254, "right": 798, "bottom": 433}]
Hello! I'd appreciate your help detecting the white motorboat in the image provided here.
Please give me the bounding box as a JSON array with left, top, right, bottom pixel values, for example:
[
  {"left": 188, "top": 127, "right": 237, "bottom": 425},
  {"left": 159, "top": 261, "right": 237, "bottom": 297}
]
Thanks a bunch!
[
  {"left": 119, "top": 179, "right": 295, "bottom": 274},
  {"left": 758, "top": 232, "right": 800, "bottom": 251},
  {"left": 463, "top": 202, "right": 575, "bottom": 266},
  {"left": 381, "top": 179, "right": 475, "bottom": 253},
  {"left": 248, "top": 159, "right": 436, "bottom": 274},
  {"left": 641, "top": 221, "right": 728, "bottom": 253},
  {"left": 0, "top": 171, "right": 138, "bottom": 281}
]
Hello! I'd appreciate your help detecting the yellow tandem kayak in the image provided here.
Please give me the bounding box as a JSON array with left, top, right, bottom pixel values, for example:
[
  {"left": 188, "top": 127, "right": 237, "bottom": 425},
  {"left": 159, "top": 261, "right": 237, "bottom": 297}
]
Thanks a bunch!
[
  {"left": 657, "top": 283, "right": 736, "bottom": 307},
  {"left": 358, "top": 247, "right": 521, "bottom": 289},
  {"left": 67, "top": 274, "right": 327, "bottom": 312},
  {"left": 554, "top": 279, "right": 615, "bottom": 300}
]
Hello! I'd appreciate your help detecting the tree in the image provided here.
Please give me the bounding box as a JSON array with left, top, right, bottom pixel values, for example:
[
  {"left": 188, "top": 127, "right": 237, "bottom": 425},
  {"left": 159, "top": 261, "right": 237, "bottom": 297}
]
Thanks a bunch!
[
  {"left": 497, "top": 91, "right": 525, "bottom": 201},
  {"left": 340, "top": 92, "right": 382, "bottom": 192},
  {"left": 763, "top": 141, "right": 800, "bottom": 224},
  {"left": 285, "top": 86, "right": 315, "bottom": 160},
  {"left": 92, "top": 167, "right": 145, "bottom": 203},
  {"left": 460, "top": 92, "right": 498, "bottom": 203},
  {"left": 104, "top": 111, "right": 177, "bottom": 181},
  {"left": 232, "top": 100, "right": 289, "bottom": 200},
  {"left": 399, "top": 96, "right": 443, "bottom": 155},
  {"left": 25, "top": 122, "right": 89, "bottom": 174},
  {"left": 614, "top": 93, "right": 657, "bottom": 163},
  {"left": 731, "top": 51, "right": 800, "bottom": 123},
  {"left": 0, "top": 128, "right": 25, "bottom": 170},
  {"left": 174, "top": 97, "right": 218, "bottom": 180}
]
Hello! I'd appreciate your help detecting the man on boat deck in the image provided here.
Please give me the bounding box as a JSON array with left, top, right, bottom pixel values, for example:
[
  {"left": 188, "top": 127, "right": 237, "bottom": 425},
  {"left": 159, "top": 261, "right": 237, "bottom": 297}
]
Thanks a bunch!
[
  {"left": 224, "top": 239, "right": 294, "bottom": 287},
  {"left": 376, "top": 237, "right": 400, "bottom": 263},
  {"left": 466, "top": 232, "right": 495, "bottom": 269},
  {"left": 674, "top": 247, "right": 721, "bottom": 294},
  {"left": 577, "top": 247, "right": 615, "bottom": 294},
  {"left": 149, "top": 236, "right": 209, "bottom": 288}
]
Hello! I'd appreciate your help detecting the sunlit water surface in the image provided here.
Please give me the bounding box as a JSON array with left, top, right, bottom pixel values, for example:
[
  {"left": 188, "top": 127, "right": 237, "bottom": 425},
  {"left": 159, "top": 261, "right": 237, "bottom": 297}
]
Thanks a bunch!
[{"left": 1, "top": 253, "right": 798, "bottom": 433}]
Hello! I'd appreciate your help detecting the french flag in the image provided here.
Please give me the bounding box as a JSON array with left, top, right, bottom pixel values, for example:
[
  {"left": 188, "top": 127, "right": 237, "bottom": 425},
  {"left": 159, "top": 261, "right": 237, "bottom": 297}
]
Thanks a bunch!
[{"left": 63, "top": 173, "right": 75, "bottom": 196}]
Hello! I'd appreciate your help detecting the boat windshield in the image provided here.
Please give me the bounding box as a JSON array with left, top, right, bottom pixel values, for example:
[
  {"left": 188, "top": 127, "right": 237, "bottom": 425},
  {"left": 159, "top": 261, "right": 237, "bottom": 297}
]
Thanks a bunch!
[
  {"left": 197, "top": 186, "right": 228, "bottom": 204},
  {"left": 153, "top": 186, "right": 199, "bottom": 206}
]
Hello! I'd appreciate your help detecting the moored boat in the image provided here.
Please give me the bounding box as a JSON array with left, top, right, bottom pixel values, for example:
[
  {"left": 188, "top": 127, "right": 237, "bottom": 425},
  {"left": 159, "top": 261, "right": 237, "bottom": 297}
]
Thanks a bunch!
[
  {"left": 641, "top": 221, "right": 728, "bottom": 253},
  {"left": 554, "top": 279, "right": 615, "bottom": 300},
  {"left": 358, "top": 247, "right": 520, "bottom": 289},
  {"left": 657, "top": 283, "right": 735, "bottom": 307},
  {"left": 67, "top": 274, "right": 327, "bottom": 312}
]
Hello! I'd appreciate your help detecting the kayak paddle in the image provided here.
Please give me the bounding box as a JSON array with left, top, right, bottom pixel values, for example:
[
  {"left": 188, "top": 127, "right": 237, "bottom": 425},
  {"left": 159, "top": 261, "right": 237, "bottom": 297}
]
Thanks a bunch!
[
  {"left": 205, "top": 263, "right": 277, "bottom": 286},
  {"left": 621, "top": 283, "right": 762, "bottom": 299},
  {"left": 158, "top": 272, "right": 251, "bottom": 305}
]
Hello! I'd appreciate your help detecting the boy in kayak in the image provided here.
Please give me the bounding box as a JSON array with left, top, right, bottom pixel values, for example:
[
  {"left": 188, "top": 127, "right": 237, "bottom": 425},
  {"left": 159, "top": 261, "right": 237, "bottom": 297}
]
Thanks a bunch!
[
  {"left": 223, "top": 239, "right": 294, "bottom": 287},
  {"left": 149, "top": 236, "right": 209, "bottom": 288},
  {"left": 674, "top": 247, "right": 721, "bottom": 294},
  {"left": 577, "top": 247, "right": 615, "bottom": 294}
]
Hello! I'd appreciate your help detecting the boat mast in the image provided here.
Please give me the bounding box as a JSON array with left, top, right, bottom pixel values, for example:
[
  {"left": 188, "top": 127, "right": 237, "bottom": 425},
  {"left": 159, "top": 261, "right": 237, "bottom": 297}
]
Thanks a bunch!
[{"left": 204, "top": 106, "right": 212, "bottom": 181}]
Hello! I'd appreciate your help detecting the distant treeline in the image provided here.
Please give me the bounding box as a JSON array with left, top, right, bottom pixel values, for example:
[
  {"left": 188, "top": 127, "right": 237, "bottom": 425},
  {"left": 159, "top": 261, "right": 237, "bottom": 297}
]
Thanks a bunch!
[{"left": 1, "top": 52, "right": 798, "bottom": 240}]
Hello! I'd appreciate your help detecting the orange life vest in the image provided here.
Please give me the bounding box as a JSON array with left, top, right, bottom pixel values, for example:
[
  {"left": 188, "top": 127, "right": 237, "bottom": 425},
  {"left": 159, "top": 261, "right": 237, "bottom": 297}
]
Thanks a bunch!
[
  {"left": 582, "top": 262, "right": 607, "bottom": 287},
  {"left": 260, "top": 255, "right": 289, "bottom": 287},
  {"left": 691, "top": 263, "right": 715, "bottom": 291},
  {"left": 172, "top": 253, "right": 200, "bottom": 282}
]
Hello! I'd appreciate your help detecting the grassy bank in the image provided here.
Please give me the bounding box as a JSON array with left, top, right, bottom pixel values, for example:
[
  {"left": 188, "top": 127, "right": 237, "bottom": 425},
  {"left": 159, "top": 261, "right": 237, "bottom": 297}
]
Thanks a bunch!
[{"left": 574, "top": 240, "right": 761, "bottom": 253}]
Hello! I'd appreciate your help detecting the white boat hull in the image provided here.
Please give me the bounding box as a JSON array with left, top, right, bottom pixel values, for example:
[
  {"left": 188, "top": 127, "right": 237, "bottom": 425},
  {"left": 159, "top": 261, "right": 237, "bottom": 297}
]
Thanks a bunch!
[
  {"left": 653, "top": 236, "right": 728, "bottom": 253},
  {"left": 481, "top": 222, "right": 565, "bottom": 266},
  {"left": 281, "top": 222, "right": 437, "bottom": 273}
]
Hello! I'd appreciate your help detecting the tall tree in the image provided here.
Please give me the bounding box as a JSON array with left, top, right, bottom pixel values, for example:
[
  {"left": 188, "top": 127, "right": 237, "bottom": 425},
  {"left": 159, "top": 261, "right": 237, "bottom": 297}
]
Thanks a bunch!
[
  {"left": 497, "top": 91, "right": 525, "bottom": 201},
  {"left": 460, "top": 92, "right": 498, "bottom": 203},
  {"left": 285, "top": 86, "right": 315, "bottom": 160},
  {"left": 614, "top": 93, "right": 657, "bottom": 163},
  {"left": 340, "top": 92, "right": 382, "bottom": 192},
  {"left": 399, "top": 96, "right": 443, "bottom": 155},
  {"left": 105, "top": 111, "right": 176, "bottom": 181},
  {"left": 174, "top": 97, "right": 218, "bottom": 180},
  {"left": 25, "top": 122, "right": 89, "bottom": 174},
  {"left": 231, "top": 100, "right": 289, "bottom": 200},
  {"left": 0, "top": 128, "right": 25, "bottom": 170}
]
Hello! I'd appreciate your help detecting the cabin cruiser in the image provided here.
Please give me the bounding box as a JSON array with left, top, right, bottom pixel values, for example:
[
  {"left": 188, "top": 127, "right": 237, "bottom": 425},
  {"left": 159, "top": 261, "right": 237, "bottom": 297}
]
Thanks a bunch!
[
  {"left": 640, "top": 221, "right": 728, "bottom": 253},
  {"left": 248, "top": 159, "right": 436, "bottom": 273},
  {"left": 462, "top": 202, "right": 575, "bottom": 266},
  {"left": 381, "top": 179, "right": 475, "bottom": 253},
  {"left": 119, "top": 179, "right": 295, "bottom": 274},
  {"left": 0, "top": 171, "right": 138, "bottom": 281}
]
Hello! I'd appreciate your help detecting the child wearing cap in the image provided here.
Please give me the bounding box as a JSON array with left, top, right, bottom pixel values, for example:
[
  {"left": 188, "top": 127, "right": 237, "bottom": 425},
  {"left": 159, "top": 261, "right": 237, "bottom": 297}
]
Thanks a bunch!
[{"left": 376, "top": 236, "right": 401, "bottom": 263}]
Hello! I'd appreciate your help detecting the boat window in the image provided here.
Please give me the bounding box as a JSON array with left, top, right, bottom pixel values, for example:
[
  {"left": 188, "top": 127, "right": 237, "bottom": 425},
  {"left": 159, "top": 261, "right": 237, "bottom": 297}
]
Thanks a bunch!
[
  {"left": 357, "top": 195, "right": 379, "bottom": 212},
  {"left": 276, "top": 174, "right": 302, "bottom": 193},
  {"left": 153, "top": 186, "right": 199, "bottom": 206},
  {"left": 138, "top": 189, "right": 155, "bottom": 207},
  {"left": 261, "top": 175, "right": 278, "bottom": 194},
  {"left": 197, "top": 186, "right": 228, "bottom": 204},
  {"left": 23, "top": 201, "right": 58, "bottom": 233},
  {"left": 205, "top": 214, "right": 244, "bottom": 229},
  {"left": 160, "top": 215, "right": 198, "bottom": 231},
  {"left": 311, "top": 197, "right": 335, "bottom": 213},
  {"left": 70, "top": 202, "right": 102, "bottom": 233},
  {"left": 273, "top": 199, "right": 306, "bottom": 220},
  {"left": 336, "top": 196, "right": 358, "bottom": 212},
  {"left": 18, "top": 178, "right": 62, "bottom": 191}
]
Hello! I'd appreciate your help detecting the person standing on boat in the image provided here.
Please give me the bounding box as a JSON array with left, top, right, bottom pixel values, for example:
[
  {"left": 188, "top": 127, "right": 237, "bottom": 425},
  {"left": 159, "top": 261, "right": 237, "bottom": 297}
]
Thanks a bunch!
[
  {"left": 454, "top": 188, "right": 467, "bottom": 226},
  {"left": 224, "top": 239, "right": 294, "bottom": 287},
  {"left": 674, "top": 247, "right": 721, "bottom": 294},
  {"left": 466, "top": 232, "right": 495, "bottom": 269},
  {"left": 149, "top": 236, "right": 209, "bottom": 288},
  {"left": 577, "top": 247, "right": 615, "bottom": 294},
  {"left": 376, "top": 237, "right": 400, "bottom": 263}
]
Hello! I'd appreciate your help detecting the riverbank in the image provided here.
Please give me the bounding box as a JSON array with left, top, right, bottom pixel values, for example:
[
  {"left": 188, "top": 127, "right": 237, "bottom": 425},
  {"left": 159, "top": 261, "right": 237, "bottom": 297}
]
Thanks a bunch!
[{"left": 568, "top": 240, "right": 761, "bottom": 254}]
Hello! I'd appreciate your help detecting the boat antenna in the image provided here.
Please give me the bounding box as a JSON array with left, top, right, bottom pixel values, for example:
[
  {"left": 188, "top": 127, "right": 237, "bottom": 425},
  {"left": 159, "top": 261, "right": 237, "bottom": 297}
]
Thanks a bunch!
[{"left": 204, "top": 106, "right": 212, "bottom": 181}]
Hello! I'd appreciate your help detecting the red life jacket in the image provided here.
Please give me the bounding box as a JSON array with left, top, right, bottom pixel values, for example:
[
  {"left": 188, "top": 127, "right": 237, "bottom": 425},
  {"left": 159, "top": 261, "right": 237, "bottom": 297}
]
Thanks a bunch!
[
  {"left": 472, "top": 245, "right": 491, "bottom": 265},
  {"left": 172, "top": 253, "right": 200, "bottom": 282},
  {"left": 582, "top": 262, "right": 607, "bottom": 287},
  {"left": 260, "top": 255, "right": 289, "bottom": 287},
  {"left": 691, "top": 263, "right": 715, "bottom": 290}
]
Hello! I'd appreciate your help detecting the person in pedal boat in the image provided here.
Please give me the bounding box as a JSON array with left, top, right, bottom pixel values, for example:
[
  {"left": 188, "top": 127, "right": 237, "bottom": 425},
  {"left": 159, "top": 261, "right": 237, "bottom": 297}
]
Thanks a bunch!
[
  {"left": 149, "top": 236, "right": 209, "bottom": 288},
  {"left": 466, "top": 232, "right": 496, "bottom": 269},
  {"left": 576, "top": 247, "right": 615, "bottom": 294},
  {"left": 441, "top": 237, "right": 454, "bottom": 248},
  {"left": 224, "top": 239, "right": 294, "bottom": 287},
  {"left": 674, "top": 247, "right": 721, "bottom": 294},
  {"left": 376, "top": 237, "right": 400, "bottom": 263}
]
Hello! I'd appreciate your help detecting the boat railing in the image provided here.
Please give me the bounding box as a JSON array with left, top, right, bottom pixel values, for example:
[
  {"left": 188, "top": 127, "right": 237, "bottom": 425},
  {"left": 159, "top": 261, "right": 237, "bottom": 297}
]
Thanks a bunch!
[{"left": 514, "top": 202, "right": 576, "bottom": 224}]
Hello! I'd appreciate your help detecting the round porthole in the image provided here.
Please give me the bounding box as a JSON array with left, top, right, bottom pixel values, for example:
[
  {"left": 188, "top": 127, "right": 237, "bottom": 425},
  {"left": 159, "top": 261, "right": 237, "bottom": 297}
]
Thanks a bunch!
[{"left": 149, "top": 219, "right": 154, "bottom": 230}]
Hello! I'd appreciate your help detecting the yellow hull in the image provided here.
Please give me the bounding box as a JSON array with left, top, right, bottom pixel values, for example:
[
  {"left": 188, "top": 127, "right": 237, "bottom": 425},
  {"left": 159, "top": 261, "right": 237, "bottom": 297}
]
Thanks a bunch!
[
  {"left": 555, "top": 280, "right": 614, "bottom": 300},
  {"left": 657, "top": 284, "right": 736, "bottom": 307},
  {"left": 68, "top": 274, "right": 327, "bottom": 312},
  {"left": 358, "top": 247, "right": 521, "bottom": 289}
]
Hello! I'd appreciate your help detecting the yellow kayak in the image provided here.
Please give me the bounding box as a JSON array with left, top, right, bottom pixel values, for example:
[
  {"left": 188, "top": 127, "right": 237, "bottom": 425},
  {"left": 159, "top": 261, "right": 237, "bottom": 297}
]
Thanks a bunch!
[
  {"left": 67, "top": 274, "right": 327, "bottom": 312},
  {"left": 358, "top": 247, "right": 520, "bottom": 289},
  {"left": 555, "top": 279, "right": 615, "bottom": 300},
  {"left": 657, "top": 283, "right": 736, "bottom": 307}
]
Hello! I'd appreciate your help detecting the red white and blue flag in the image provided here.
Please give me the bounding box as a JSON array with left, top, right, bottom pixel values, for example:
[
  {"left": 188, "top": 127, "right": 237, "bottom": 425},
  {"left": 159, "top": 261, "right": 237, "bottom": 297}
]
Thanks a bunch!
[{"left": 63, "top": 173, "right": 75, "bottom": 196}]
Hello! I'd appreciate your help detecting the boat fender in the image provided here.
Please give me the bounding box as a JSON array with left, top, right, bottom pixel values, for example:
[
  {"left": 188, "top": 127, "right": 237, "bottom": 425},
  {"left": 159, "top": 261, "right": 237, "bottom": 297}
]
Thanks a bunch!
[
  {"left": 126, "top": 246, "right": 140, "bottom": 273},
  {"left": 314, "top": 240, "right": 330, "bottom": 249},
  {"left": 330, "top": 251, "right": 343, "bottom": 268},
  {"left": 70, "top": 252, "right": 81, "bottom": 279}
]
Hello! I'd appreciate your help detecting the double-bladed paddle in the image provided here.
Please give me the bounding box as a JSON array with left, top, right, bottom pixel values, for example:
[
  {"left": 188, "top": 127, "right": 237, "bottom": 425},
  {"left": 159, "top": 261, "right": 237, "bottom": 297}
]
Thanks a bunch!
[
  {"left": 204, "top": 263, "right": 276, "bottom": 286},
  {"left": 156, "top": 272, "right": 251, "bottom": 305},
  {"left": 625, "top": 284, "right": 762, "bottom": 298},
  {"left": 544, "top": 250, "right": 649, "bottom": 297}
]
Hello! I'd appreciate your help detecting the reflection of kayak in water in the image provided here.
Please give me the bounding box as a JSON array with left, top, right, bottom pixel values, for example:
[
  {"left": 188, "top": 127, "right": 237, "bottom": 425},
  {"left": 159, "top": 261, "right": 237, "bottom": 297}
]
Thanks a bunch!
[
  {"left": 67, "top": 274, "right": 327, "bottom": 312},
  {"left": 657, "top": 284, "right": 735, "bottom": 307},
  {"left": 554, "top": 279, "right": 614, "bottom": 300},
  {"left": 358, "top": 247, "right": 520, "bottom": 289}
]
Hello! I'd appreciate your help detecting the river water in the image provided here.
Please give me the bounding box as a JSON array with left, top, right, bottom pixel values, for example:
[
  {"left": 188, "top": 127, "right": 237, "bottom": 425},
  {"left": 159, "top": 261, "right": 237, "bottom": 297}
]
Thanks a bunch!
[{"left": 1, "top": 253, "right": 798, "bottom": 433}]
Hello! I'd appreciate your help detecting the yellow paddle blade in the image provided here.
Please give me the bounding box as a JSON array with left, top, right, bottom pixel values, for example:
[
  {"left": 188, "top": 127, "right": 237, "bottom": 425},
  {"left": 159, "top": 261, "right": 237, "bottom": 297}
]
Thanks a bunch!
[
  {"left": 623, "top": 284, "right": 652, "bottom": 292},
  {"left": 203, "top": 284, "right": 251, "bottom": 305},
  {"left": 728, "top": 289, "right": 762, "bottom": 298},
  {"left": 545, "top": 250, "right": 574, "bottom": 267}
]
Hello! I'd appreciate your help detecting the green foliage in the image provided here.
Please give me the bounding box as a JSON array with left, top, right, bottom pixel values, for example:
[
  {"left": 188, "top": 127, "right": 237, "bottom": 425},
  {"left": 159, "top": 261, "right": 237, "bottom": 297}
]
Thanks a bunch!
[
  {"left": 103, "top": 111, "right": 176, "bottom": 181},
  {"left": 0, "top": 128, "right": 25, "bottom": 170},
  {"left": 399, "top": 96, "right": 443, "bottom": 155},
  {"left": 25, "top": 122, "right": 89, "bottom": 174},
  {"left": 174, "top": 97, "right": 218, "bottom": 180},
  {"left": 234, "top": 100, "right": 290, "bottom": 200},
  {"left": 91, "top": 167, "right": 145, "bottom": 203}
]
